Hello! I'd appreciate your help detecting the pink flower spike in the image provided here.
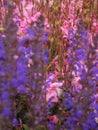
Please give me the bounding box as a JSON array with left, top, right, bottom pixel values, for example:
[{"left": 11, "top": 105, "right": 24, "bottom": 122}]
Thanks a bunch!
[
  {"left": 49, "top": 115, "right": 59, "bottom": 124},
  {"left": 50, "top": 82, "right": 63, "bottom": 88},
  {"left": 13, "top": 55, "right": 18, "bottom": 60},
  {"left": 26, "top": 4, "right": 33, "bottom": 10},
  {"left": 46, "top": 88, "right": 58, "bottom": 103},
  {"left": 31, "top": 12, "right": 41, "bottom": 22}
]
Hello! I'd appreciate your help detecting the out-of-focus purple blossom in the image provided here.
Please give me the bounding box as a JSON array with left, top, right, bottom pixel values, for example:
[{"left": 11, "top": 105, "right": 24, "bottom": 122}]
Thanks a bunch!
[
  {"left": 71, "top": 39, "right": 76, "bottom": 46},
  {"left": 82, "top": 123, "right": 90, "bottom": 130},
  {"left": 74, "top": 109, "right": 83, "bottom": 118},
  {"left": 4, "top": 0, "right": 9, "bottom": 8},
  {"left": 0, "top": 38, "right": 6, "bottom": 60},
  {"left": 42, "top": 56, "right": 49, "bottom": 63},
  {"left": 68, "top": 29, "right": 75, "bottom": 39},
  {"left": 26, "top": 28, "right": 36, "bottom": 36},
  {"left": 12, "top": 118, "right": 19, "bottom": 126},
  {"left": 79, "top": 30, "right": 89, "bottom": 36},
  {"left": 88, "top": 78, "right": 96, "bottom": 86},
  {"left": 11, "top": 78, "right": 20, "bottom": 88},
  {"left": 17, "top": 85, "right": 27, "bottom": 94},
  {"left": 0, "top": 50, "right": 6, "bottom": 60},
  {"left": 76, "top": 49, "right": 86, "bottom": 61},
  {"left": 19, "top": 46, "right": 31, "bottom": 54},
  {"left": 44, "top": 50, "right": 50, "bottom": 55},
  {"left": 47, "top": 121, "right": 55, "bottom": 130},
  {"left": 63, "top": 99, "right": 73, "bottom": 109},
  {"left": 2, "top": 108, "right": 12, "bottom": 117},
  {"left": 42, "top": 35, "right": 49, "bottom": 41},
  {"left": 0, "top": 64, "right": 6, "bottom": 76},
  {"left": 90, "top": 67, "right": 98, "bottom": 80},
  {"left": 18, "top": 56, "right": 28, "bottom": 63},
  {"left": 68, "top": 57, "right": 73, "bottom": 63},
  {"left": 64, "top": 117, "right": 77, "bottom": 130},
  {"left": 1, "top": 91, "right": 9, "bottom": 100},
  {"left": 87, "top": 113, "right": 98, "bottom": 129},
  {"left": 46, "top": 73, "right": 55, "bottom": 82},
  {"left": 48, "top": 102, "right": 55, "bottom": 109},
  {"left": 17, "top": 63, "right": 27, "bottom": 74},
  {"left": 37, "top": 116, "right": 43, "bottom": 123},
  {"left": 17, "top": 75, "right": 27, "bottom": 84},
  {"left": 91, "top": 103, "right": 98, "bottom": 111},
  {"left": 63, "top": 93, "right": 74, "bottom": 109}
]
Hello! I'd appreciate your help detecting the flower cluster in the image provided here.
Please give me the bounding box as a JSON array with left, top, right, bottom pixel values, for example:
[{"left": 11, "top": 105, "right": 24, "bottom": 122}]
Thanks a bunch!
[
  {"left": 62, "top": 20, "right": 98, "bottom": 129},
  {"left": 0, "top": 1, "right": 98, "bottom": 130}
]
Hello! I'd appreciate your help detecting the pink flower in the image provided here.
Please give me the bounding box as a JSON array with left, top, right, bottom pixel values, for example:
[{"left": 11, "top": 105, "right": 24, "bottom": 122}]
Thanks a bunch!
[
  {"left": 46, "top": 82, "right": 63, "bottom": 102},
  {"left": 13, "top": 55, "right": 18, "bottom": 60},
  {"left": 61, "top": 20, "right": 69, "bottom": 37},
  {"left": 61, "top": 25, "right": 69, "bottom": 37},
  {"left": 46, "top": 87, "right": 58, "bottom": 102},
  {"left": 44, "top": 18, "right": 50, "bottom": 28},
  {"left": 49, "top": 0, "right": 54, "bottom": 7},
  {"left": 72, "top": 77, "right": 82, "bottom": 92},
  {"left": 48, "top": 115, "right": 59, "bottom": 124},
  {"left": 31, "top": 12, "right": 41, "bottom": 22},
  {"left": 26, "top": 4, "right": 33, "bottom": 10},
  {"left": 75, "top": 0, "right": 83, "bottom": 13}
]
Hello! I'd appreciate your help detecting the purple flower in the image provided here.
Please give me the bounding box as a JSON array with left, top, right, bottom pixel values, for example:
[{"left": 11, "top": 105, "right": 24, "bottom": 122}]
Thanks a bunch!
[
  {"left": 37, "top": 117, "right": 43, "bottom": 123},
  {"left": 71, "top": 39, "right": 76, "bottom": 46},
  {"left": 18, "top": 56, "right": 28, "bottom": 63},
  {"left": 79, "top": 30, "right": 89, "bottom": 36},
  {"left": 11, "top": 78, "right": 19, "bottom": 88},
  {"left": 47, "top": 122, "right": 55, "bottom": 130},
  {"left": 42, "top": 56, "right": 49, "bottom": 63},
  {"left": 0, "top": 50, "right": 6, "bottom": 60},
  {"left": 82, "top": 123, "right": 90, "bottom": 130},
  {"left": 68, "top": 29, "right": 75, "bottom": 39},
  {"left": 63, "top": 93, "right": 73, "bottom": 109},
  {"left": 17, "top": 75, "right": 27, "bottom": 84},
  {"left": 26, "top": 28, "right": 36, "bottom": 36},
  {"left": 42, "top": 35, "right": 48, "bottom": 41},
  {"left": 48, "top": 102, "right": 55, "bottom": 109},
  {"left": 76, "top": 49, "right": 86, "bottom": 61},
  {"left": 0, "top": 65, "right": 5, "bottom": 76},
  {"left": 75, "top": 109, "right": 83, "bottom": 118},
  {"left": 63, "top": 99, "right": 73, "bottom": 109},
  {"left": 17, "top": 85, "right": 27, "bottom": 94},
  {"left": 4, "top": 0, "right": 9, "bottom": 8},
  {"left": 17, "top": 63, "right": 27, "bottom": 74},
  {"left": 0, "top": 41, "right": 6, "bottom": 60},
  {"left": 2, "top": 108, "right": 12, "bottom": 117},
  {"left": 91, "top": 103, "right": 98, "bottom": 111},
  {"left": 12, "top": 118, "right": 19, "bottom": 126},
  {"left": 64, "top": 117, "right": 77, "bottom": 130},
  {"left": 44, "top": 50, "right": 49, "bottom": 55},
  {"left": 1, "top": 92, "right": 9, "bottom": 100}
]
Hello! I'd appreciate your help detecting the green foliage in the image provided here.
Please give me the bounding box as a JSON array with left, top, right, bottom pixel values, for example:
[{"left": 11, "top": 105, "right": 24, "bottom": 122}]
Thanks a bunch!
[
  {"left": 36, "top": 126, "right": 48, "bottom": 130},
  {"left": 23, "top": 124, "right": 29, "bottom": 130}
]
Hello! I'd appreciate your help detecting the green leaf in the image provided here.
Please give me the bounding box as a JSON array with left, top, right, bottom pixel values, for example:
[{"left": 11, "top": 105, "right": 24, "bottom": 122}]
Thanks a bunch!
[
  {"left": 36, "top": 126, "right": 48, "bottom": 130},
  {"left": 23, "top": 124, "right": 29, "bottom": 130}
]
